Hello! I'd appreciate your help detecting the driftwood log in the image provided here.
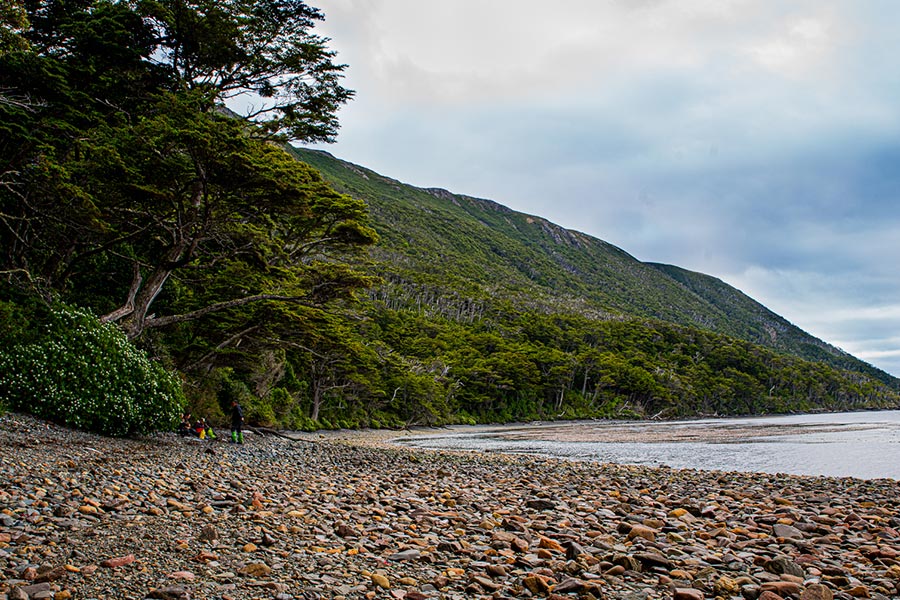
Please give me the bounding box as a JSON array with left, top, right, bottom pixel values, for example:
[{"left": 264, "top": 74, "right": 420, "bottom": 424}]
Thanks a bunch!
[{"left": 245, "top": 425, "right": 320, "bottom": 444}]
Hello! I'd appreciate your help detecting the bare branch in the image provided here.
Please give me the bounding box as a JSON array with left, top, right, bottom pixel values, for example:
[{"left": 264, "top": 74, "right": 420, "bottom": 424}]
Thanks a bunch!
[
  {"left": 0, "top": 268, "right": 33, "bottom": 281},
  {"left": 287, "top": 236, "right": 339, "bottom": 260},
  {"left": 99, "top": 264, "right": 142, "bottom": 323},
  {"left": 267, "top": 338, "right": 329, "bottom": 360},
  {"left": 59, "top": 225, "right": 154, "bottom": 283},
  {"left": 0, "top": 91, "right": 45, "bottom": 112}
]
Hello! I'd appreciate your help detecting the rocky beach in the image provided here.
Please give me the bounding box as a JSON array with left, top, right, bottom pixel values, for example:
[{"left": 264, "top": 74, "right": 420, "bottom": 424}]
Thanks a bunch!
[{"left": 1, "top": 413, "right": 898, "bottom": 600}]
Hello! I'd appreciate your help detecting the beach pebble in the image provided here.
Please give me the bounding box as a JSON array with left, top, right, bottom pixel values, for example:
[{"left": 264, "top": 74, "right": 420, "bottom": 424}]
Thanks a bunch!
[
  {"left": 800, "top": 583, "right": 834, "bottom": 600},
  {"left": 1, "top": 413, "right": 899, "bottom": 600}
]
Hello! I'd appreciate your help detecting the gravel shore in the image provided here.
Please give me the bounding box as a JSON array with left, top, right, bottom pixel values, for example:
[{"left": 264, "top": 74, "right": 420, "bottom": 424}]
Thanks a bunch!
[{"left": 1, "top": 413, "right": 898, "bottom": 600}]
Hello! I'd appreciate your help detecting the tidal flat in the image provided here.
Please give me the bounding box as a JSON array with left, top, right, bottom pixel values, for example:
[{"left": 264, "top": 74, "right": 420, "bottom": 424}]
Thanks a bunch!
[{"left": 391, "top": 411, "right": 900, "bottom": 480}]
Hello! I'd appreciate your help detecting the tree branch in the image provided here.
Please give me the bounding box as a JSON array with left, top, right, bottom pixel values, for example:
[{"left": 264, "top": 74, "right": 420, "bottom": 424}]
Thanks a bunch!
[
  {"left": 0, "top": 91, "right": 45, "bottom": 112},
  {"left": 0, "top": 268, "right": 33, "bottom": 281},
  {"left": 59, "top": 225, "right": 153, "bottom": 283},
  {"left": 267, "top": 338, "right": 329, "bottom": 360},
  {"left": 144, "top": 293, "right": 313, "bottom": 329},
  {"left": 287, "top": 236, "right": 339, "bottom": 259},
  {"left": 99, "top": 264, "right": 142, "bottom": 323},
  {"left": 182, "top": 325, "right": 260, "bottom": 373}
]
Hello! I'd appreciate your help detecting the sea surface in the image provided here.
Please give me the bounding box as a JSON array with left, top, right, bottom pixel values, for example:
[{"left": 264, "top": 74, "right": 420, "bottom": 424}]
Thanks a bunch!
[{"left": 394, "top": 410, "right": 900, "bottom": 480}]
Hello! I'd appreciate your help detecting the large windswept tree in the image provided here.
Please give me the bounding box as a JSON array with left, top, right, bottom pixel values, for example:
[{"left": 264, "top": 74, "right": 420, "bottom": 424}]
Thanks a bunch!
[
  {"left": 137, "top": 0, "right": 353, "bottom": 141},
  {"left": 0, "top": 0, "right": 374, "bottom": 351}
]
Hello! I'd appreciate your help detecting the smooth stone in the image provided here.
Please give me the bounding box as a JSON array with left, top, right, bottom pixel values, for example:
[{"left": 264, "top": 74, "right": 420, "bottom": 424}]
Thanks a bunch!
[
  {"left": 773, "top": 524, "right": 805, "bottom": 540},
  {"left": 388, "top": 549, "right": 421, "bottom": 561},
  {"left": 766, "top": 557, "right": 805, "bottom": 578},
  {"left": 673, "top": 588, "right": 704, "bottom": 600},
  {"left": 800, "top": 584, "right": 834, "bottom": 600}
]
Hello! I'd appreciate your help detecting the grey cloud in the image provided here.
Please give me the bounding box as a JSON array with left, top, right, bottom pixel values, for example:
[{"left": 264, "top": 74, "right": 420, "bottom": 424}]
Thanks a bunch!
[{"left": 310, "top": 1, "right": 900, "bottom": 375}]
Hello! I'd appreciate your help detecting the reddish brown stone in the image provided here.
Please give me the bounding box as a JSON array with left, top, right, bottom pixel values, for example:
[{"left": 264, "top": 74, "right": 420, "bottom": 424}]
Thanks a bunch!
[
  {"left": 628, "top": 524, "right": 658, "bottom": 541},
  {"left": 99, "top": 555, "right": 135, "bottom": 569},
  {"left": 524, "top": 574, "right": 551, "bottom": 595},
  {"left": 761, "top": 581, "right": 802, "bottom": 597},
  {"left": 673, "top": 588, "right": 704, "bottom": 600},
  {"left": 800, "top": 583, "right": 834, "bottom": 600}
]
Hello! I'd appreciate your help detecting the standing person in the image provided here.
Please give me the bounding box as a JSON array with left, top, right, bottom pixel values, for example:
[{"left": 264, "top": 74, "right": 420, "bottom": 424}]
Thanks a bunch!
[{"left": 230, "top": 400, "right": 244, "bottom": 444}]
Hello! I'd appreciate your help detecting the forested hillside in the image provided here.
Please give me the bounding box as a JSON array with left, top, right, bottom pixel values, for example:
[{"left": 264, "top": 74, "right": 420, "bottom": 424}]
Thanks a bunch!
[
  {"left": 1, "top": 0, "right": 897, "bottom": 435},
  {"left": 292, "top": 148, "right": 895, "bottom": 384},
  {"left": 273, "top": 147, "right": 900, "bottom": 426}
]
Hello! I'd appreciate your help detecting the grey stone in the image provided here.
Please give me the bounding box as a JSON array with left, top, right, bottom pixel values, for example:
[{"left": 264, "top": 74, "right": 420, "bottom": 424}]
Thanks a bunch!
[
  {"left": 772, "top": 523, "right": 805, "bottom": 539},
  {"left": 388, "top": 549, "right": 421, "bottom": 561}
]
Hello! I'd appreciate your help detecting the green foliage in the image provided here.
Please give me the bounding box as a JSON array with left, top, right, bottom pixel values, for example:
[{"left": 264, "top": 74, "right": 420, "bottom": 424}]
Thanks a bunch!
[
  {"left": 294, "top": 148, "right": 897, "bottom": 387},
  {"left": 214, "top": 368, "right": 253, "bottom": 416},
  {"left": 189, "top": 392, "right": 226, "bottom": 427},
  {"left": 0, "top": 304, "right": 185, "bottom": 436},
  {"left": 244, "top": 396, "right": 277, "bottom": 428},
  {"left": 0, "top": 0, "right": 29, "bottom": 53},
  {"left": 372, "top": 307, "right": 900, "bottom": 422},
  {"left": 0, "top": 0, "right": 378, "bottom": 435},
  {"left": 178, "top": 283, "right": 899, "bottom": 430},
  {"left": 137, "top": 0, "right": 353, "bottom": 141},
  {"left": 0, "top": 298, "right": 34, "bottom": 348},
  {"left": 1, "top": 0, "right": 368, "bottom": 337},
  {"left": 1, "top": 1, "right": 897, "bottom": 435}
]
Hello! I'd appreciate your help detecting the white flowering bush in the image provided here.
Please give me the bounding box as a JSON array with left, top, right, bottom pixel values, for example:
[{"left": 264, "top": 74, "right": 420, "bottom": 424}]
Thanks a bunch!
[{"left": 0, "top": 304, "right": 185, "bottom": 436}]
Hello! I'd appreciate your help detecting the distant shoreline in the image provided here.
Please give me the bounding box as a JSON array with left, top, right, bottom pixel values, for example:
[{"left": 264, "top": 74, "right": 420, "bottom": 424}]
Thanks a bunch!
[{"left": 375, "top": 410, "right": 900, "bottom": 480}]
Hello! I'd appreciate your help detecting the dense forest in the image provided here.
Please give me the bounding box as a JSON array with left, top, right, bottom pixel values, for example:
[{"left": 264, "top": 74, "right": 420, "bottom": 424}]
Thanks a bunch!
[{"left": 1, "top": 0, "right": 898, "bottom": 435}]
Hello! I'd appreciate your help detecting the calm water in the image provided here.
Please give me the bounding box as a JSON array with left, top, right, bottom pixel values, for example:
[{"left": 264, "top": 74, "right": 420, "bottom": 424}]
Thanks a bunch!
[{"left": 395, "top": 410, "right": 900, "bottom": 480}]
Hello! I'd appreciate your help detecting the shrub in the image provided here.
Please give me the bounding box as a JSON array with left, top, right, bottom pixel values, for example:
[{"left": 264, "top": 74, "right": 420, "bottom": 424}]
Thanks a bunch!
[
  {"left": 0, "top": 297, "right": 40, "bottom": 349},
  {"left": 244, "top": 395, "right": 277, "bottom": 428},
  {"left": 186, "top": 390, "right": 226, "bottom": 427},
  {"left": 287, "top": 413, "right": 319, "bottom": 432},
  {"left": 266, "top": 386, "right": 297, "bottom": 427},
  {"left": 0, "top": 304, "right": 185, "bottom": 436}
]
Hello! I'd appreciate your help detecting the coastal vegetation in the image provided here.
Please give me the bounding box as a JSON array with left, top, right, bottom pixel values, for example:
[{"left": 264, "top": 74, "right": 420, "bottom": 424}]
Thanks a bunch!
[
  {"left": 1, "top": 0, "right": 898, "bottom": 434},
  {"left": 0, "top": 303, "right": 184, "bottom": 435}
]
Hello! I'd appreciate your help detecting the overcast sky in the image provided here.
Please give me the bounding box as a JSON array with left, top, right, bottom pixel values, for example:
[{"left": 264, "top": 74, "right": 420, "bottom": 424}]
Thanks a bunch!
[{"left": 306, "top": 0, "right": 900, "bottom": 377}]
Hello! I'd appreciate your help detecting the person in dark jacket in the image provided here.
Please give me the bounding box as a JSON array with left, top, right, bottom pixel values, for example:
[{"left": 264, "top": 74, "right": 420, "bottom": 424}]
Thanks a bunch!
[
  {"left": 178, "top": 412, "right": 194, "bottom": 436},
  {"left": 230, "top": 400, "right": 244, "bottom": 444}
]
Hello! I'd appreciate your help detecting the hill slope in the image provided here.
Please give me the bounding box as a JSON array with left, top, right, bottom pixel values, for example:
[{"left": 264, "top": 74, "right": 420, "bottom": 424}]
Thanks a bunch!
[{"left": 291, "top": 147, "right": 893, "bottom": 387}]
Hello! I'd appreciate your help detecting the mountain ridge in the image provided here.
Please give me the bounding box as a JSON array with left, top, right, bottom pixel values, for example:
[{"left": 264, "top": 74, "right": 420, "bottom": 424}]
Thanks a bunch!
[{"left": 294, "top": 147, "right": 894, "bottom": 387}]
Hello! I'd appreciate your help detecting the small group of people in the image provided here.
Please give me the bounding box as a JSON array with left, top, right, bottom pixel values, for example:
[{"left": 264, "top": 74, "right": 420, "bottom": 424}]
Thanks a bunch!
[
  {"left": 177, "top": 400, "right": 245, "bottom": 444},
  {"left": 178, "top": 412, "right": 216, "bottom": 440}
]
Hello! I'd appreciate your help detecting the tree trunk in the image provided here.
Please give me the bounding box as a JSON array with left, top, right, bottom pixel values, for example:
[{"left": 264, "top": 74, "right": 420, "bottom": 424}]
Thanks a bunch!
[
  {"left": 101, "top": 238, "right": 194, "bottom": 339},
  {"left": 311, "top": 386, "right": 322, "bottom": 422}
]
